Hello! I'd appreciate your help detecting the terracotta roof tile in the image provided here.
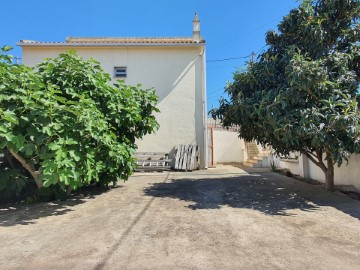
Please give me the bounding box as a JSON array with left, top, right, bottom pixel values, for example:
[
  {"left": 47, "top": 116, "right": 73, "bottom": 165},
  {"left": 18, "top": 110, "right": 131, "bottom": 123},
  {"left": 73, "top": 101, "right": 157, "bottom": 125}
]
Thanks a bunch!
[
  {"left": 66, "top": 37, "right": 202, "bottom": 43},
  {"left": 18, "top": 37, "right": 205, "bottom": 46}
]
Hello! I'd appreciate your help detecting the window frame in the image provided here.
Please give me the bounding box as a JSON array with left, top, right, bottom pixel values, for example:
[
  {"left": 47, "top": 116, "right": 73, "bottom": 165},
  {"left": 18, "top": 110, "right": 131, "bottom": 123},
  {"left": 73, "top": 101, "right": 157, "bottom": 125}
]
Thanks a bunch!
[{"left": 114, "top": 66, "right": 127, "bottom": 78}]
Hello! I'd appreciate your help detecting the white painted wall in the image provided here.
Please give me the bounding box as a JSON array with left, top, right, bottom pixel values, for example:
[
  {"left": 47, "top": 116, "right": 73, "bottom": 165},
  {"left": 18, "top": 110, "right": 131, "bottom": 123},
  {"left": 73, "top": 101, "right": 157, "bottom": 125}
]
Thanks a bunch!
[
  {"left": 305, "top": 154, "right": 360, "bottom": 191},
  {"left": 213, "top": 130, "right": 245, "bottom": 163},
  {"left": 278, "top": 159, "right": 301, "bottom": 175},
  {"left": 21, "top": 45, "right": 207, "bottom": 168},
  {"left": 278, "top": 153, "right": 360, "bottom": 191}
]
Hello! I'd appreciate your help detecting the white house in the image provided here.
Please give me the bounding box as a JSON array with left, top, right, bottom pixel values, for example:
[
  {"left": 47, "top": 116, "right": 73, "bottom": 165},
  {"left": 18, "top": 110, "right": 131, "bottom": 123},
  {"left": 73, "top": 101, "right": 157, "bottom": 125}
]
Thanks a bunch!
[{"left": 18, "top": 13, "right": 208, "bottom": 169}]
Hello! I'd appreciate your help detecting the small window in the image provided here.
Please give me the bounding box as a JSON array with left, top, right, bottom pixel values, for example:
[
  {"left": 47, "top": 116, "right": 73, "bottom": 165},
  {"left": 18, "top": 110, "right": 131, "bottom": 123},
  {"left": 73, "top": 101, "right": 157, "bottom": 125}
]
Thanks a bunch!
[{"left": 114, "top": 67, "right": 127, "bottom": 78}]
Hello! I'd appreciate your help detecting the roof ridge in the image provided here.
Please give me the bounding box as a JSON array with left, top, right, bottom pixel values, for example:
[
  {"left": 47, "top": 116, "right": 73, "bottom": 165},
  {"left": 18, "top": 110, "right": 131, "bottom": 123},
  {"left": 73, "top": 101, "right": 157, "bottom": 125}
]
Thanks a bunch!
[
  {"left": 66, "top": 37, "right": 195, "bottom": 43},
  {"left": 18, "top": 37, "right": 205, "bottom": 46},
  {"left": 66, "top": 36, "right": 194, "bottom": 39}
]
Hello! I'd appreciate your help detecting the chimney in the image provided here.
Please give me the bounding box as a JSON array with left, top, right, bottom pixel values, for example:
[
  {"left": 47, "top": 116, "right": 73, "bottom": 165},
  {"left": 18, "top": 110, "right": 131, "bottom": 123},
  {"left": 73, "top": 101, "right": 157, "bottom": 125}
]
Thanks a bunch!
[{"left": 192, "top": 12, "right": 201, "bottom": 43}]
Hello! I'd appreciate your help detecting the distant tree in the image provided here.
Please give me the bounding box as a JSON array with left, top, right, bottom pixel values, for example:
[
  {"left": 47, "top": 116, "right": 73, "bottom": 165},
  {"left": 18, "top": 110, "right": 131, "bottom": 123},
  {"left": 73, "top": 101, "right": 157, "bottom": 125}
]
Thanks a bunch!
[
  {"left": 212, "top": 0, "right": 360, "bottom": 191},
  {"left": 0, "top": 48, "right": 159, "bottom": 198}
]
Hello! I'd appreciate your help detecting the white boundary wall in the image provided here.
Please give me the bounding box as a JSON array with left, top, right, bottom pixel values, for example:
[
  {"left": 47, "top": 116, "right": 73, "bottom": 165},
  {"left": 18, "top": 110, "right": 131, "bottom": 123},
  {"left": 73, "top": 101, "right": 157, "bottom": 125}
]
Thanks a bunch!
[
  {"left": 213, "top": 130, "right": 245, "bottom": 163},
  {"left": 279, "top": 154, "right": 360, "bottom": 191},
  {"left": 278, "top": 159, "right": 301, "bottom": 175}
]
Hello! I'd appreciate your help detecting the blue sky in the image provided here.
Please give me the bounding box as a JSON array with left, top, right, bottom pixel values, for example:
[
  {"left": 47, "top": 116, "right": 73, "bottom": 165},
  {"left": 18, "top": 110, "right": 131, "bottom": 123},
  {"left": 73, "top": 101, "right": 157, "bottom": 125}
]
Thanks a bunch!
[{"left": 1, "top": 0, "right": 298, "bottom": 110}]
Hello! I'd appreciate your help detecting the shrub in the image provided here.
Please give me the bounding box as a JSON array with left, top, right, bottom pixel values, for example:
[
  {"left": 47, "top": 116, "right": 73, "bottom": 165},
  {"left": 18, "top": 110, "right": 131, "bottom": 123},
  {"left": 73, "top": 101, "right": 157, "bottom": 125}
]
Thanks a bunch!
[{"left": 0, "top": 47, "right": 159, "bottom": 199}]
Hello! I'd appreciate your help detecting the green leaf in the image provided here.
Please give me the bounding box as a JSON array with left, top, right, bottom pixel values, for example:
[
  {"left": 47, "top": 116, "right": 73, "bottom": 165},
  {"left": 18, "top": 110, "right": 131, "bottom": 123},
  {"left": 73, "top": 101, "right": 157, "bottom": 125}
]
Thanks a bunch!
[
  {"left": 48, "top": 142, "right": 61, "bottom": 150},
  {"left": 65, "top": 139, "right": 78, "bottom": 145},
  {"left": 12, "top": 135, "right": 25, "bottom": 150},
  {"left": 0, "top": 140, "right": 7, "bottom": 149},
  {"left": 1, "top": 132, "right": 14, "bottom": 142},
  {"left": 43, "top": 174, "right": 59, "bottom": 187},
  {"left": 1, "top": 45, "right": 12, "bottom": 52},
  {"left": 0, "top": 125, "right": 7, "bottom": 133},
  {"left": 69, "top": 150, "right": 81, "bottom": 161},
  {"left": 23, "top": 144, "right": 34, "bottom": 156},
  {"left": 2, "top": 110, "right": 18, "bottom": 124}
]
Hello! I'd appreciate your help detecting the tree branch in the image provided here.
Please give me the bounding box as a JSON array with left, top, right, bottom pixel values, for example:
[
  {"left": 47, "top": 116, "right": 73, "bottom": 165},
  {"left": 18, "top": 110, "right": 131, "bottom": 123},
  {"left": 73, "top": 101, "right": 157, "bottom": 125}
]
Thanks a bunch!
[
  {"left": 316, "top": 149, "right": 322, "bottom": 160},
  {"left": 307, "top": 150, "right": 318, "bottom": 160},
  {"left": 301, "top": 150, "right": 319, "bottom": 166},
  {"left": 301, "top": 149, "right": 327, "bottom": 172},
  {"left": 7, "top": 148, "right": 43, "bottom": 189}
]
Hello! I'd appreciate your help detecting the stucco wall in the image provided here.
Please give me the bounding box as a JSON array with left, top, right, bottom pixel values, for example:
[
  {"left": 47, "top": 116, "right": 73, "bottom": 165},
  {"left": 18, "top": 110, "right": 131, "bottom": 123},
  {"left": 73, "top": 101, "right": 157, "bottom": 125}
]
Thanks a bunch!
[
  {"left": 278, "top": 159, "right": 301, "bottom": 175},
  {"left": 213, "top": 130, "right": 245, "bottom": 163},
  {"left": 21, "top": 45, "right": 207, "bottom": 168},
  {"left": 278, "top": 153, "right": 360, "bottom": 191},
  {"left": 305, "top": 154, "right": 360, "bottom": 191}
]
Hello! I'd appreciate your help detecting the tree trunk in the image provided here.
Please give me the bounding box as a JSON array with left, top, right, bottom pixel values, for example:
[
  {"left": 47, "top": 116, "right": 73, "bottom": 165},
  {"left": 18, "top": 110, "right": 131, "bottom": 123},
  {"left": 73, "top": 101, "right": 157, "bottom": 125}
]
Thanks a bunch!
[
  {"left": 324, "top": 159, "right": 335, "bottom": 192},
  {"left": 7, "top": 148, "right": 43, "bottom": 189},
  {"left": 301, "top": 150, "right": 335, "bottom": 192},
  {"left": 66, "top": 185, "right": 73, "bottom": 197}
]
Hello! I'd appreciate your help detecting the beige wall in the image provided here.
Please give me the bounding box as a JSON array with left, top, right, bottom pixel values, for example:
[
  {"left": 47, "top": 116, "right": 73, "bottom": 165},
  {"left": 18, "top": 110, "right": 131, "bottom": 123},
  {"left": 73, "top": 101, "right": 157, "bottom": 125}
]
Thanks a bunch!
[
  {"left": 213, "top": 130, "right": 245, "bottom": 163},
  {"left": 305, "top": 154, "right": 360, "bottom": 191},
  {"left": 278, "top": 159, "right": 301, "bottom": 175},
  {"left": 278, "top": 153, "right": 360, "bottom": 191},
  {"left": 21, "top": 45, "right": 207, "bottom": 168}
]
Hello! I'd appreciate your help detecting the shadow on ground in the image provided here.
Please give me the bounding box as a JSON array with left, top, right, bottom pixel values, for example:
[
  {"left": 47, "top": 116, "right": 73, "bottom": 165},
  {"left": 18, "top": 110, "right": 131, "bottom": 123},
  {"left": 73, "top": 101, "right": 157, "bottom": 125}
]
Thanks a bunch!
[
  {"left": 0, "top": 186, "right": 119, "bottom": 227},
  {"left": 144, "top": 172, "right": 360, "bottom": 219}
]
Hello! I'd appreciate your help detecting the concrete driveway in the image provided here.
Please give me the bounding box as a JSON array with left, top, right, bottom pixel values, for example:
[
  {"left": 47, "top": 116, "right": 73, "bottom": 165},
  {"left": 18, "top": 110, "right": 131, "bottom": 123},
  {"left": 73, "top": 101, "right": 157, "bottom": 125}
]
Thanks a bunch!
[{"left": 1, "top": 164, "right": 360, "bottom": 270}]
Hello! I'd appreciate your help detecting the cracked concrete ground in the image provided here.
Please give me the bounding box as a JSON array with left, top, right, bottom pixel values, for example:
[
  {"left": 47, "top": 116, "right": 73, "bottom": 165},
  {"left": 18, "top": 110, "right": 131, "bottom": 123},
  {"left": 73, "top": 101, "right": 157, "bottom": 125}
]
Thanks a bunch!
[{"left": 1, "top": 164, "right": 360, "bottom": 270}]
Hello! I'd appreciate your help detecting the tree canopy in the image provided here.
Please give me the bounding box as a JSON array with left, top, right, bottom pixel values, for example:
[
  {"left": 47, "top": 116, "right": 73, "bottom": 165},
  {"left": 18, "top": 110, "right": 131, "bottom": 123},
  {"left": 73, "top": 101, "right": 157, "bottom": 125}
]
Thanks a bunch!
[
  {"left": 212, "top": 0, "right": 360, "bottom": 191},
  {"left": 0, "top": 47, "right": 159, "bottom": 200}
]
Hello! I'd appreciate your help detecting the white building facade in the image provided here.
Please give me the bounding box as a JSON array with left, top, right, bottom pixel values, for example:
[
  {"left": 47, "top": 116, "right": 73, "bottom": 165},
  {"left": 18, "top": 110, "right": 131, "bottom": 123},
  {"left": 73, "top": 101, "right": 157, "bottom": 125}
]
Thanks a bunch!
[{"left": 18, "top": 14, "right": 208, "bottom": 169}]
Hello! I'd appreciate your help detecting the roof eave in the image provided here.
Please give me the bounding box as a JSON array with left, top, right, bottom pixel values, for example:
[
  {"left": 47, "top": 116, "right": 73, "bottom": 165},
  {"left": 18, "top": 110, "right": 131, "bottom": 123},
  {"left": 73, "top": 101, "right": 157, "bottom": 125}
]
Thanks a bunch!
[{"left": 17, "top": 41, "right": 206, "bottom": 47}]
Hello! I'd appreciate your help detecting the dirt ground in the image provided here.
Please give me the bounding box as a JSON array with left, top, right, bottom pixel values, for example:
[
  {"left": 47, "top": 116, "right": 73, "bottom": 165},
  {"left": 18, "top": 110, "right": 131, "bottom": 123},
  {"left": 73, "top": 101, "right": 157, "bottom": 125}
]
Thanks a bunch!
[{"left": 1, "top": 164, "right": 360, "bottom": 270}]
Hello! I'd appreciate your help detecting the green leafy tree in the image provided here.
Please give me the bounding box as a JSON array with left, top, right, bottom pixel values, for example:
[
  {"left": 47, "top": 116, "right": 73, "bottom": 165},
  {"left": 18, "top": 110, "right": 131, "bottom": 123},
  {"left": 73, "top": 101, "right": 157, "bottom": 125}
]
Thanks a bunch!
[
  {"left": 0, "top": 48, "right": 159, "bottom": 197},
  {"left": 212, "top": 0, "right": 360, "bottom": 191}
]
